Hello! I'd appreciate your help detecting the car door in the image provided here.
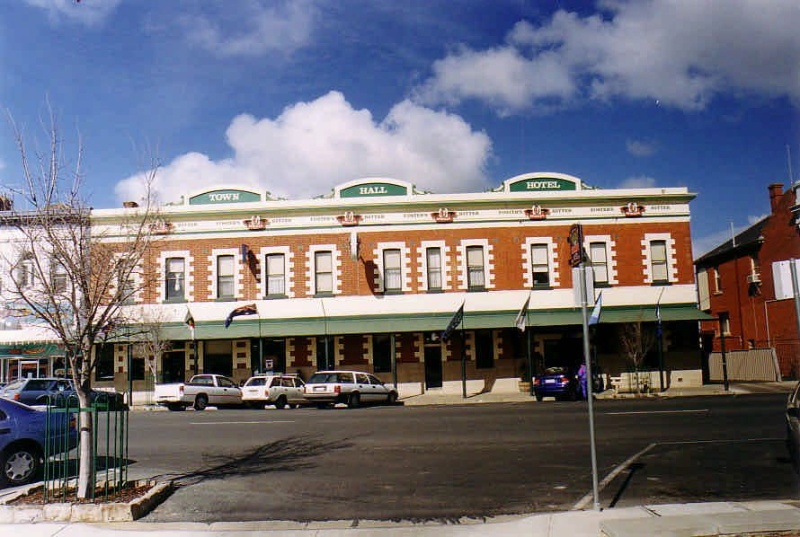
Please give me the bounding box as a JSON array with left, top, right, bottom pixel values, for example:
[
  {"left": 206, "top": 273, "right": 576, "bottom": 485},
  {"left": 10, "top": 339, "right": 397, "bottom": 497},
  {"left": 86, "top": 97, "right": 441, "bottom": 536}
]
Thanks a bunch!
[
  {"left": 289, "top": 378, "right": 305, "bottom": 404},
  {"left": 368, "top": 374, "right": 390, "bottom": 402},
  {"left": 355, "top": 373, "right": 376, "bottom": 402}
]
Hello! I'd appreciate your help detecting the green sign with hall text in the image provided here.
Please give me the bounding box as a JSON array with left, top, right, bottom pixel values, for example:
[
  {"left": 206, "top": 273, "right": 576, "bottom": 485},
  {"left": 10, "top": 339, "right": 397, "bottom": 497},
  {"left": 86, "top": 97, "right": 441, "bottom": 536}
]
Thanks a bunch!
[
  {"left": 340, "top": 182, "right": 408, "bottom": 198},
  {"left": 189, "top": 189, "right": 261, "bottom": 205},
  {"left": 508, "top": 177, "right": 577, "bottom": 192}
]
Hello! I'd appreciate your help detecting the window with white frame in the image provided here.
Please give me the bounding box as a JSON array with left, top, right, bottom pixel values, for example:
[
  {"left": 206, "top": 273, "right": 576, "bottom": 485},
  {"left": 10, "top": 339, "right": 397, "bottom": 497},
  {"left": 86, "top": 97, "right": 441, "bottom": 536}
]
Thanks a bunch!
[
  {"left": 589, "top": 242, "right": 609, "bottom": 285},
  {"left": 713, "top": 266, "right": 722, "bottom": 292},
  {"left": 466, "top": 245, "right": 485, "bottom": 290},
  {"left": 216, "top": 255, "right": 235, "bottom": 299},
  {"left": 165, "top": 257, "right": 185, "bottom": 301},
  {"left": 265, "top": 253, "right": 286, "bottom": 297},
  {"left": 650, "top": 240, "right": 669, "bottom": 284},
  {"left": 719, "top": 311, "right": 731, "bottom": 335},
  {"left": 530, "top": 244, "right": 550, "bottom": 287},
  {"left": 315, "top": 251, "right": 333, "bottom": 295},
  {"left": 426, "top": 247, "right": 442, "bottom": 291},
  {"left": 383, "top": 248, "right": 402, "bottom": 293},
  {"left": 51, "top": 261, "right": 68, "bottom": 294},
  {"left": 18, "top": 253, "right": 35, "bottom": 289}
]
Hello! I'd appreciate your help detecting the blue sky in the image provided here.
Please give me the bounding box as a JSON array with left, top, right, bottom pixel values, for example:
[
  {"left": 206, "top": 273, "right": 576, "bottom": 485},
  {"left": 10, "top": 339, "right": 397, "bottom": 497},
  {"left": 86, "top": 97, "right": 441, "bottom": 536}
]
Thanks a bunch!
[{"left": 1, "top": 0, "right": 799, "bottom": 257}]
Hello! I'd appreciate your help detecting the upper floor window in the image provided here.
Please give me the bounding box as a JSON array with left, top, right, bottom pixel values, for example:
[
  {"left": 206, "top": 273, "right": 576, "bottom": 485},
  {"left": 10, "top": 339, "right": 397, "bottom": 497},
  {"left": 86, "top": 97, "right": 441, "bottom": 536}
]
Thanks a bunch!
[
  {"left": 315, "top": 251, "right": 333, "bottom": 295},
  {"left": 713, "top": 266, "right": 722, "bottom": 292},
  {"left": 265, "top": 253, "right": 286, "bottom": 297},
  {"left": 115, "top": 262, "right": 136, "bottom": 304},
  {"left": 165, "top": 257, "right": 185, "bottom": 301},
  {"left": 466, "top": 245, "right": 485, "bottom": 290},
  {"left": 650, "top": 240, "right": 669, "bottom": 284},
  {"left": 426, "top": 247, "right": 442, "bottom": 291},
  {"left": 216, "top": 255, "right": 235, "bottom": 299},
  {"left": 18, "top": 254, "right": 35, "bottom": 289},
  {"left": 51, "top": 261, "right": 68, "bottom": 294},
  {"left": 383, "top": 249, "right": 402, "bottom": 293},
  {"left": 589, "top": 242, "right": 609, "bottom": 285},
  {"left": 530, "top": 244, "right": 550, "bottom": 288}
]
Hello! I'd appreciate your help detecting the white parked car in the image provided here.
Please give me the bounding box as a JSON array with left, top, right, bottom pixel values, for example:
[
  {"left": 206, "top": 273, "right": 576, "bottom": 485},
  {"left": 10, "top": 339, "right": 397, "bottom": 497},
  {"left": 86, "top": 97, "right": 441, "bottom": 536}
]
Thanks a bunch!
[
  {"left": 241, "top": 375, "right": 306, "bottom": 409},
  {"left": 303, "top": 370, "right": 398, "bottom": 409}
]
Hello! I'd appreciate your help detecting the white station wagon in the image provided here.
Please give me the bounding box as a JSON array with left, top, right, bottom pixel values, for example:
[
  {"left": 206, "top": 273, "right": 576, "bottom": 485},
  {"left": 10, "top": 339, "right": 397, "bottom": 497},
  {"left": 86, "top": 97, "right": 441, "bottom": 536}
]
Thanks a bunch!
[
  {"left": 241, "top": 375, "right": 306, "bottom": 409},
  {"left": 303, "top": 370, "right": 398, "bottom": 409}
]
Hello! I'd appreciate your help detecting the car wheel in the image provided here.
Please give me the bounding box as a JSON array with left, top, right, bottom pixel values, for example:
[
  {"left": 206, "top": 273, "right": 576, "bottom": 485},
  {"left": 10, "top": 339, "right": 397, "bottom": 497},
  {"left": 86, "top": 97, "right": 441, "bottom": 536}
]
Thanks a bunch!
[
  {"left": 194, "top": 394, "right": 208, "bottom": 411},
  {"left": 386, "top": 392, "right": 398, "bottom": 405},
  {"left": 275, "top": 396, "right": 287, "bottom": 409},
  {"left": 347, "top": 392, "right": 360, "bottom": 409},
  {"left": 0, "top": 443, "right": 42, "bottom": 487}
]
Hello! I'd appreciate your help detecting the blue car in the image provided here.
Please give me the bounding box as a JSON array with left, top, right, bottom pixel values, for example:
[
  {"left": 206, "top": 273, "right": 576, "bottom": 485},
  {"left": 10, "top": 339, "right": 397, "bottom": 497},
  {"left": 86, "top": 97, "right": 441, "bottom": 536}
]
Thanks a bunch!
[
  {"left": 0, "top": 398, "right": 77, "bottom": 487},
  {"left": 0, "top": 377, "right": 126, "bottom": 410},
  {"left": 533, "top": 366, "right": 579, "bottom": 401}
]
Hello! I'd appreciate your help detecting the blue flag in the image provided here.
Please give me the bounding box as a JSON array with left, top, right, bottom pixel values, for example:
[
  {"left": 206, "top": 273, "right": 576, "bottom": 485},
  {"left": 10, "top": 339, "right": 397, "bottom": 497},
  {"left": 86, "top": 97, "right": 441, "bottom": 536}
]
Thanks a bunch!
[
  {"left": 225, "top": 303, "right": 258, "bottom": 328},
  {"left": 588, "top": 291, "right": 603, "bottom": 326}
]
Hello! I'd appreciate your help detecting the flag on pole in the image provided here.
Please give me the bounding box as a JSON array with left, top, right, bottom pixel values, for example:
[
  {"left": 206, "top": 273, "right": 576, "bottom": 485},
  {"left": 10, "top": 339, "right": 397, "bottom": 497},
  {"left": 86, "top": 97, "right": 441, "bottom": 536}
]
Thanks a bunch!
[
  {"left": 225, "top": 303, "right": 258, "bottom": 328},
  {"left": 441, "top": 302, "right": 465, "bottom": 341},
  {"left": 515, "top": 295, "right": 530, "bottom": 332},
  {"left": 655, "top": 302, "right": 662, "bottom": 336},
  {"left": 185, "top": 308, "right": 196, "bottom": 338},
  {"left": 588, "top": 291, "right": 603, "bottom": 326}
]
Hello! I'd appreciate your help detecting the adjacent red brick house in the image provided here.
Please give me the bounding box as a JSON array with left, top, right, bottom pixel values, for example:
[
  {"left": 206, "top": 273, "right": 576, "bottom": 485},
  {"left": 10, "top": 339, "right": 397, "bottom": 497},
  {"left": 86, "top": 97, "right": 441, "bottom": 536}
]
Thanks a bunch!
[{"left": 695, "top": 183, "right": 800, "bottom": 378}]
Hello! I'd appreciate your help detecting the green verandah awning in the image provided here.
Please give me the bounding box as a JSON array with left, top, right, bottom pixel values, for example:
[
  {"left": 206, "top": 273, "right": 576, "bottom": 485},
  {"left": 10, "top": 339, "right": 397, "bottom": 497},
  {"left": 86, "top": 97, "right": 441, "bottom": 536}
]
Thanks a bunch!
[{"left": 135, "top": 302, "right": 713, "bottom": 342}]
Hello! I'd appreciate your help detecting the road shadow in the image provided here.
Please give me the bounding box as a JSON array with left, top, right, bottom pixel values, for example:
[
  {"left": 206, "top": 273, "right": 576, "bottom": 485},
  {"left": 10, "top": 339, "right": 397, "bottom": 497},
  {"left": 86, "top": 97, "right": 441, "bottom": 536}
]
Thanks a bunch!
[
  {"left": 608, "top": 462, "right": 645, "bottom": 508},
  {"left": 152, "top": 435, "right": 352, "bottom": 487}
]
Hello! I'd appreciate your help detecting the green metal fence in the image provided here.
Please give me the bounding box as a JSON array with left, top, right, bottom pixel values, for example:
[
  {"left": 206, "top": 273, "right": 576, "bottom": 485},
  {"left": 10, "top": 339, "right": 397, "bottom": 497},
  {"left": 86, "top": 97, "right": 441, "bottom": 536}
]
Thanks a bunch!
[{"left": 43, "top": 392, "right": 129, "bottom": 502}]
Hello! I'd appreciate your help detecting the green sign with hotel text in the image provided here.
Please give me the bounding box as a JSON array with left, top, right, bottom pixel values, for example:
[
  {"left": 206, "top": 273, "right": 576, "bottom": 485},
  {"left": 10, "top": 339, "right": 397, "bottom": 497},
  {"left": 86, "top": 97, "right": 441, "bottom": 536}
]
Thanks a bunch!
[
  {"left": 189, "top": 189, "right": 261, "bottom": 205},
  {"left": 340, "top": 182, "right": 408, "bottom": 198},
  {"left": 508, "top": 177, "right": 577, "bottom": 192}
]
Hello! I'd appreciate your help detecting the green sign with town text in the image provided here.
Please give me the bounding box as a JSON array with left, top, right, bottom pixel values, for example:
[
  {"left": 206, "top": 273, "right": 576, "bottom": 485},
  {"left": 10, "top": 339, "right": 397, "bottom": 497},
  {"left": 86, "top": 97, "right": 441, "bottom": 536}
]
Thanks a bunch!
[{"left": 189, "top": 190, "right": 261, "bottom": 205}]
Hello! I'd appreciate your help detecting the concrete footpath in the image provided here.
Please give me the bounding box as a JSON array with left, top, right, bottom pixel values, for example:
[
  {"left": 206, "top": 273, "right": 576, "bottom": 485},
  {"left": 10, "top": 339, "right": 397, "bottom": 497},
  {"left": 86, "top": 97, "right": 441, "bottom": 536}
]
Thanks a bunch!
[{"left": 6, "top": 380, "right": 800, "bottom": 537}]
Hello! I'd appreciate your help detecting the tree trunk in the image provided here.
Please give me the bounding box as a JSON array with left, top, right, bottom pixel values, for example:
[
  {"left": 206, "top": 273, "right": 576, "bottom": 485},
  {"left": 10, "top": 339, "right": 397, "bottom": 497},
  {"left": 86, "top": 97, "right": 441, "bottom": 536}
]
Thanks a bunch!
[{"left": 75, "top": 389, "right": 95, "bottom": 499}]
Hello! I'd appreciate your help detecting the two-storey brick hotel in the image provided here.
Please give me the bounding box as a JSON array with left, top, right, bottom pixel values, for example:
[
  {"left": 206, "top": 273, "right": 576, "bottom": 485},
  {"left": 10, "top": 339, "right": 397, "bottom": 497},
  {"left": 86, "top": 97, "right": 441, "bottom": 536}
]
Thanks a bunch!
[{"left": 1, "top": 172, "right": 708, "bottom": 396}]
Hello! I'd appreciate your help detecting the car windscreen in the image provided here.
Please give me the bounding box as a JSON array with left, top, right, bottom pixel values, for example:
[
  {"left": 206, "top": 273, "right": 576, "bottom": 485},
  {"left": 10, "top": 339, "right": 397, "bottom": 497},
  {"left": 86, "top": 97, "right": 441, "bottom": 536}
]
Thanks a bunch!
[
  {"left": 308, "top": 373, "right": 354, "bottom": 384},
  {"left": 543, "top": 367, "right": 567, "bottom": 375}
]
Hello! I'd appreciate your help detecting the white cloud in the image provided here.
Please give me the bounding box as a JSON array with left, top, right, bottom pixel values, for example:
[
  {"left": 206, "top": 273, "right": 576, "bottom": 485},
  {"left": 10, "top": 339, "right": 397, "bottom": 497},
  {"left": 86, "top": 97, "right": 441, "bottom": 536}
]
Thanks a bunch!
[
  {"left": 626, "top": 139, "right": 656, "bottom": 157},
  {"left": 23, "top": 0, "right": 120, "bottom": 27},
  {"left": 115, "top": 91, "right": 492, "bottom": 204},
  {"left": 617, "top": 175, "right": 656, "bottom": 189},
  {"left": 177, "top": 0, "right": 317, "bottom": 57},
  {"left": 416, "top": 0, "right": 800, "bottom": 113}
]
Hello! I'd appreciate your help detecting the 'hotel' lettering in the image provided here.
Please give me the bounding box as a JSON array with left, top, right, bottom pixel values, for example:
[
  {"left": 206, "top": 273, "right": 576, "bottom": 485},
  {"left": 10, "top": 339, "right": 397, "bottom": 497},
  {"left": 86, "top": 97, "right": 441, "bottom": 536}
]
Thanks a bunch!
[{"left": 526, "top": 181, "right": 561, "bottom": 190}]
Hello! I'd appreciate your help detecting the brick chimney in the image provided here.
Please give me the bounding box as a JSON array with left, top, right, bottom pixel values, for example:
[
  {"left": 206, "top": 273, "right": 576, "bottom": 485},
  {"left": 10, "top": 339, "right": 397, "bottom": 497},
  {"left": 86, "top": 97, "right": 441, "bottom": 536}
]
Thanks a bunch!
[{"left": 769, "top": 183, "right": 784, "bottom": 213}]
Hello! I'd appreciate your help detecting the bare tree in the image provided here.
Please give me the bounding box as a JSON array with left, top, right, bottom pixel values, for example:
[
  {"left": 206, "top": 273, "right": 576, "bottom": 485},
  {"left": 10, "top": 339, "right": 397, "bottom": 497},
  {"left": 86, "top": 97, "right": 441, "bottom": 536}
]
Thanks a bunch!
[
  {"left": 2, "top": 104, "right": 159, "bottom": 498},
  {"left": 617, "top": 320, "right": 657, "bottom": 394}
]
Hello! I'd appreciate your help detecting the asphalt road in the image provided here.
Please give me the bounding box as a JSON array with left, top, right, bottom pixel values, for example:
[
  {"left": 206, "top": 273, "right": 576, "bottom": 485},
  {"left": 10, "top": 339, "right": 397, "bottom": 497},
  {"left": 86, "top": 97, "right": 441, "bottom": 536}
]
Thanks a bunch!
[{"left": 126, "top": 394, "right": 799, "bottom": 523}]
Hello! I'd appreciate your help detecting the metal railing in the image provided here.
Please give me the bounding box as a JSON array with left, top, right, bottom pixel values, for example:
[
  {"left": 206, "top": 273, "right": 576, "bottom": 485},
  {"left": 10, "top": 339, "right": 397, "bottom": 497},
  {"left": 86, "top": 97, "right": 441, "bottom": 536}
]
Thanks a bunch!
[{"left": 43, "top": 392, "right": 129, "bottom": 502}]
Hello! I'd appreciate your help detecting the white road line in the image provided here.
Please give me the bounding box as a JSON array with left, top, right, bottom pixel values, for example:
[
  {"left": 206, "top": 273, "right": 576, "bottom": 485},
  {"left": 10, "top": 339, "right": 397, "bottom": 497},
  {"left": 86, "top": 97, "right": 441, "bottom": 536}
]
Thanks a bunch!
[
  {"left": 605, "top": 409, "right": 709, "bottom": 415},
  {"left": 190, "top": 421, "right": 295, "bottom": 425},
  {"left": 660, "top": 437, "right": 782, "bottom": 445},
  {"left": 572, "top": 443, "right": 657, "bottom": 511},
  {"left": 571, "top": 436, "right": 781, "bottom": 510}
]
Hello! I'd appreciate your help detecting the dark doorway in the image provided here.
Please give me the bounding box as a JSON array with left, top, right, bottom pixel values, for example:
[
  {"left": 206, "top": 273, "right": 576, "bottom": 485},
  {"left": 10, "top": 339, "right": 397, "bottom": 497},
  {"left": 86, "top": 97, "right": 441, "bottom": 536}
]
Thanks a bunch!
[
  {"left": 162, "top": 349, "right": 186, "bottom": 383},
  {"left": 204, "top": 340, "right": 233, "bottom": 376},
  {"left": 252, "top": 338, "right": 286, "bottom": 374},
  {"left": 424, "top": 346, "right": 443, "bottom": 389}
]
